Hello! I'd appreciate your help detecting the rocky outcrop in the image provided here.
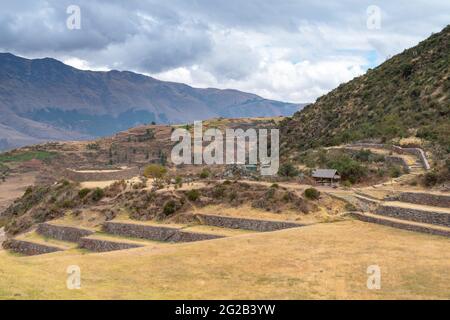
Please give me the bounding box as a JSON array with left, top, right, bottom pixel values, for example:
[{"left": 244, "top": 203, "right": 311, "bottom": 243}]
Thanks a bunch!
[
  {"left": 103, "top": 221, "right": 224, "bottom": 242},
  {"left": 376, "top": 205, "right": 450, "bottom": 227},
  {"left": 36, "top": 223, "right": 94, "bottom": 242},
  {"left": 78, "top": 237, "right": 144, "bottom": 252},
  {"left": 2, "top": 239, "right": 63, "bottom": 255},
  {"left": 196, "top": 214, "right": 303, "bottom": 232}
]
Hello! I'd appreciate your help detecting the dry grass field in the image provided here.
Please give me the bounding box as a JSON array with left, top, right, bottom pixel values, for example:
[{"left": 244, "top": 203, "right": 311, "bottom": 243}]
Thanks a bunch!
[{"left": 0, "top": 220, "right": 449, "bottom": 300}]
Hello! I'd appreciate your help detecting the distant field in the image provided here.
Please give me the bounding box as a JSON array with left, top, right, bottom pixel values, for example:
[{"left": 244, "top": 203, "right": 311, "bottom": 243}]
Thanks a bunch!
[
  {"left": 0, "top": 151, "right": 56, "bottom": 163},
  {"left": 0, "top": 220, "right": 449, "bottom": 299}
]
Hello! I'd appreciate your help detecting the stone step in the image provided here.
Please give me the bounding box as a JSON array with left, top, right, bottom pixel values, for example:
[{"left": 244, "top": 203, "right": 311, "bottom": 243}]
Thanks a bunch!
[
  {"left": 376, "top": 203, "right": 450, "bottom": 227},
  {"left": 78, "top": 235, "right": 146, "bottom": 252},
  {"left": 351, "top": 212, "right": 450, "bottom": 238},
  {"left": 103, "top": 221, "right": 225, "bottom": 243},
  {"left": 36, "top": 222, "right": 95, "bottom": 243},
  {"left": 195, "top": 214, "right": 304, "bottom": 232},
  {"left": 2, "top": 239, "right": 64, "bottom": 256}
]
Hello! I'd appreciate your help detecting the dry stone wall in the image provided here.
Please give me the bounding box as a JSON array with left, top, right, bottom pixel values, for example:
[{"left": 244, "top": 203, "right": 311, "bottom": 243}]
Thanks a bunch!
[
  {"left": 393, "top": 192, "right": 450, "bottom": 208},
  {"left": 78, "top": 237, "right": 143, "bottom": 252},
  {"left": 196, "top": 214, "right": 303, "bottom": 231},
  {"left": 2, "top": 239, "right": 63, "bottom": 255},
  {"left": 351, "top": 212, "right": 450, "bottom": 238},
  {"left": 37, "top": 223, "right": 94, "bottom": 242},
  {"left": 103, "top": 221, "right": 224, "bottom": 242},
  {"left": 376, "top": 205, "right": 450, "bottom": 227},
  {"left": 64, "top": 167, "right": 140, "bottom": 182}
]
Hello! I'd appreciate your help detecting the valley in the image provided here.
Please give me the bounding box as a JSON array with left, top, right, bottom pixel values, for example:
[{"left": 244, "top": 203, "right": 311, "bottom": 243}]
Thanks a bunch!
[{"left": 0, "top": 23, "right": 449, "bottom": 300}]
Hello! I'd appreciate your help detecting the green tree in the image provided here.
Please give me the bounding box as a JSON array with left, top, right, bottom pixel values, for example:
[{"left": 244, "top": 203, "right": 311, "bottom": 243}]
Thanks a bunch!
[{"left": 143, "top": 164, "right": 167, "bottom": 183}]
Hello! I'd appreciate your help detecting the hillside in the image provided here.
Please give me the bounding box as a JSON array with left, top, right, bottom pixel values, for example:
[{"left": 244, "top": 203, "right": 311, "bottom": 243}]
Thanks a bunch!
[
  {"left": 0, "top": 53, "right": 304, "bottom": 151},
  {"left": 281, "top": 25, "right": 450, "bottom": 156}
]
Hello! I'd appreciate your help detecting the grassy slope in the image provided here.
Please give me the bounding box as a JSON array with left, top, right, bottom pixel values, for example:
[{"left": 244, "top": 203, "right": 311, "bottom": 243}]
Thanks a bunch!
[
  {"left": 281, "top": 25, "right": 450, "bottom": 154},
  {"left": 1, "top": 220, "right": 449, "bottom": 299}
]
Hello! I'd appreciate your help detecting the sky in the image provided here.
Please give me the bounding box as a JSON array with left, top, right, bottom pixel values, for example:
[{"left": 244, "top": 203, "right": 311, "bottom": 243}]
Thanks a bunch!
[{"left": 0, "top": 0, "right": 449, "bottom": 103}]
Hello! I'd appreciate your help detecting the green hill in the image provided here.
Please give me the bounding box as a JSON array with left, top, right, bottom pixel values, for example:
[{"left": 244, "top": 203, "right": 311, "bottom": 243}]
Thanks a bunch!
[{"left": 281, "top": 25, "right": 450, "bottom": 155}]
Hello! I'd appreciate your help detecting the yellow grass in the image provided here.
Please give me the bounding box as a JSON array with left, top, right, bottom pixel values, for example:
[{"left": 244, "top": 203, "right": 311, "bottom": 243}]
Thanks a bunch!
[
  {"left": 192, "top": 202, "right": 345, "bottom": 224},
  {"left": 0, "top": 220, "right": 449, "bottom": 299}
]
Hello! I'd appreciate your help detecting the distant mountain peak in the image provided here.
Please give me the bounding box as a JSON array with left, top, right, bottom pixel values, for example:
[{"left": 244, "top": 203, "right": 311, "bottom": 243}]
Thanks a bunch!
[{"left": 0, "top": 52, "right": 306, "bottom": 151}]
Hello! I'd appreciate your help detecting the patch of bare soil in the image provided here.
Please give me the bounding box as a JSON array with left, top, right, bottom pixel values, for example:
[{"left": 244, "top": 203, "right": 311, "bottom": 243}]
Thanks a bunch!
[{"left": 0, "top": 172, "right": 36, "bottom": 214}]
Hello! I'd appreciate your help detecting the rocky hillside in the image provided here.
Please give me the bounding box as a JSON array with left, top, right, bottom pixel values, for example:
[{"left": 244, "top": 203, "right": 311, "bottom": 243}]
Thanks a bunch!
[
  {"left": 281, "top": 25, "right": 450, "bottom": 156},
  {"left": 0, "top": 53, "right": 304, "bottom": 151}
]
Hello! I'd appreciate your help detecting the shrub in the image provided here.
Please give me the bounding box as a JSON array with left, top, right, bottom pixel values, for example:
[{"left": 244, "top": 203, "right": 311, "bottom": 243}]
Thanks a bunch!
[
  {"left": 186, "top": 189, "right": 200, "bottom": 202},
  {"left": 423, "top": 171, "right": 438, "bottom": 187},
  {"left": 354, "top": 149, "right": 372, "bottom": 162},
  {"left": 327, "top": 155, "right": 367, "bottom": 183},
  {"left": 278, "top": 163, "right": 298, "bottom": 177},
  {"left": 78, "top": 188, "right": 91, "bottom": 199},
  {"left": 389, "top": 166, "right": 403, "bottom": 178},
  {"left": 143, "top": 164, "right": 167, "bottom": 181},
  {"left": 342, "top": 180, "right": 352, "bottom": 187},
  {"left": 199, "top": 169, "right": 210, "bottom": 179},
  {"left": 24, "top": 186, "right": 33, "bottom": 196},
  {"left": 91, "top": 188, "right": 104, "bottom": 202},
  {"left": 270, "top": 183, "right": 279, "bottom": 188},
  {"left": 304, "top": 188, "right": 320, "bottom": 200},
  {"left": 60, "top": 200, "right": 75, "bottom": 209},
  {"left": 163, "top": 200, "right": 177, "bottom": 215},
  {"left": 212, "top": 185, "right": 226, "bottom": 198}
]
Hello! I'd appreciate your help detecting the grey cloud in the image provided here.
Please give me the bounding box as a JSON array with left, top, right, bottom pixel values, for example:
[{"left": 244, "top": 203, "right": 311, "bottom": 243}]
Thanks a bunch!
[{"left": 0, "top": 0, "right": 448, "bottom": 102}]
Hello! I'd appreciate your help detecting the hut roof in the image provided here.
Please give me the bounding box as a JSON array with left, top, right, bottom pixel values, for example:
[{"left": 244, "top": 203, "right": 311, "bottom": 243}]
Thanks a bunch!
[{"left": 312, "top": 169, "right": 340, "bottom": 179}]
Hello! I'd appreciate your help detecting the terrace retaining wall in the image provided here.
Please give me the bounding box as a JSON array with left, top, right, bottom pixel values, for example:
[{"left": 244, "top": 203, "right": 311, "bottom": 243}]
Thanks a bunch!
[
  {"left": 348, "top": 143, "right": 430, "bottom": 170},
  {"left": 37, "top": 223, "right": 94, "bottom": 242},
  {"left": 2, "top": 239, "right": 63, "bottom": 256},
  {"left": 351, "top": 212, "right": 450, "bottom": 238},
  {"left": 376, "top": 205, "right": 450, "bottom": 227},
  {"left": 103, "top": 221, "right": 224, "bottom": 242},
  {"left": 78, "top": 237, "right": 143, "bottom": 252},
  {"left": 63, "top": 167, "right": 140, "bottom": 182},
  {"left": 196, "top": 214, "right": 303, "bottom": 232},
  {"left": 391, "top": 192, "right": 450, "bottom": 208}
]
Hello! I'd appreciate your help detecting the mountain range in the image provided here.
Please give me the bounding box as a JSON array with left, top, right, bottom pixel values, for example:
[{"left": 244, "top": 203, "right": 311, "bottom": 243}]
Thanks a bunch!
[{"left": 0, "top": 53, "right": 304, "bottom": 151}]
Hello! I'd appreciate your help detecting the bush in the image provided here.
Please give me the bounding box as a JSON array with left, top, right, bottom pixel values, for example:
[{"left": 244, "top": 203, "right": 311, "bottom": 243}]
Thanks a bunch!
[
  {"left": 212, "top": 185, "right": 226, "bottom": 198},
  {"left": 279, "top": 163, "right": 298, "bottom": 177},
  {"left": 60, "top": 200, "right": 75, "bottom": 209},
  {"left": 186, "top": 189, "right": 200, "bottom": 202},
  {"left": 78, "top": 188, "right": 91, "bottom": 199},
  {"left": 163, "top": 200, "right": 177, "bottom": 215},
  {"left": 304, "top": 188, "right": 320, "bottom": 200},
  {"left": 423, "top": 171, "right": 438, "bottom": 187},
  {"left": 199, "top": 169, "right": 210, "bottom": 179},
  {"left": 354, "top": 149, "right": 372, "bottom": 162},
  {"left": 327, "top": 155, "right": 367, "bottom": 183},
  {"left": 91, "top": 188, "right": 104, "bottom": 202},
  {"left": 143, "top": 164, "right": 167, "bottom": 180},
  {"left": 389, "top": 166, "right": 403, "bottom": 178},
  {"left": 270, "top": 183, "right": 279, "bottom": 188}
]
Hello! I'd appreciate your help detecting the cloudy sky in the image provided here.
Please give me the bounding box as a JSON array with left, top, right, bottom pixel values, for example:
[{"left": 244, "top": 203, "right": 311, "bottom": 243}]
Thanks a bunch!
[{"left": 0, "top": 0, "right": 449, "bottom": 103}]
